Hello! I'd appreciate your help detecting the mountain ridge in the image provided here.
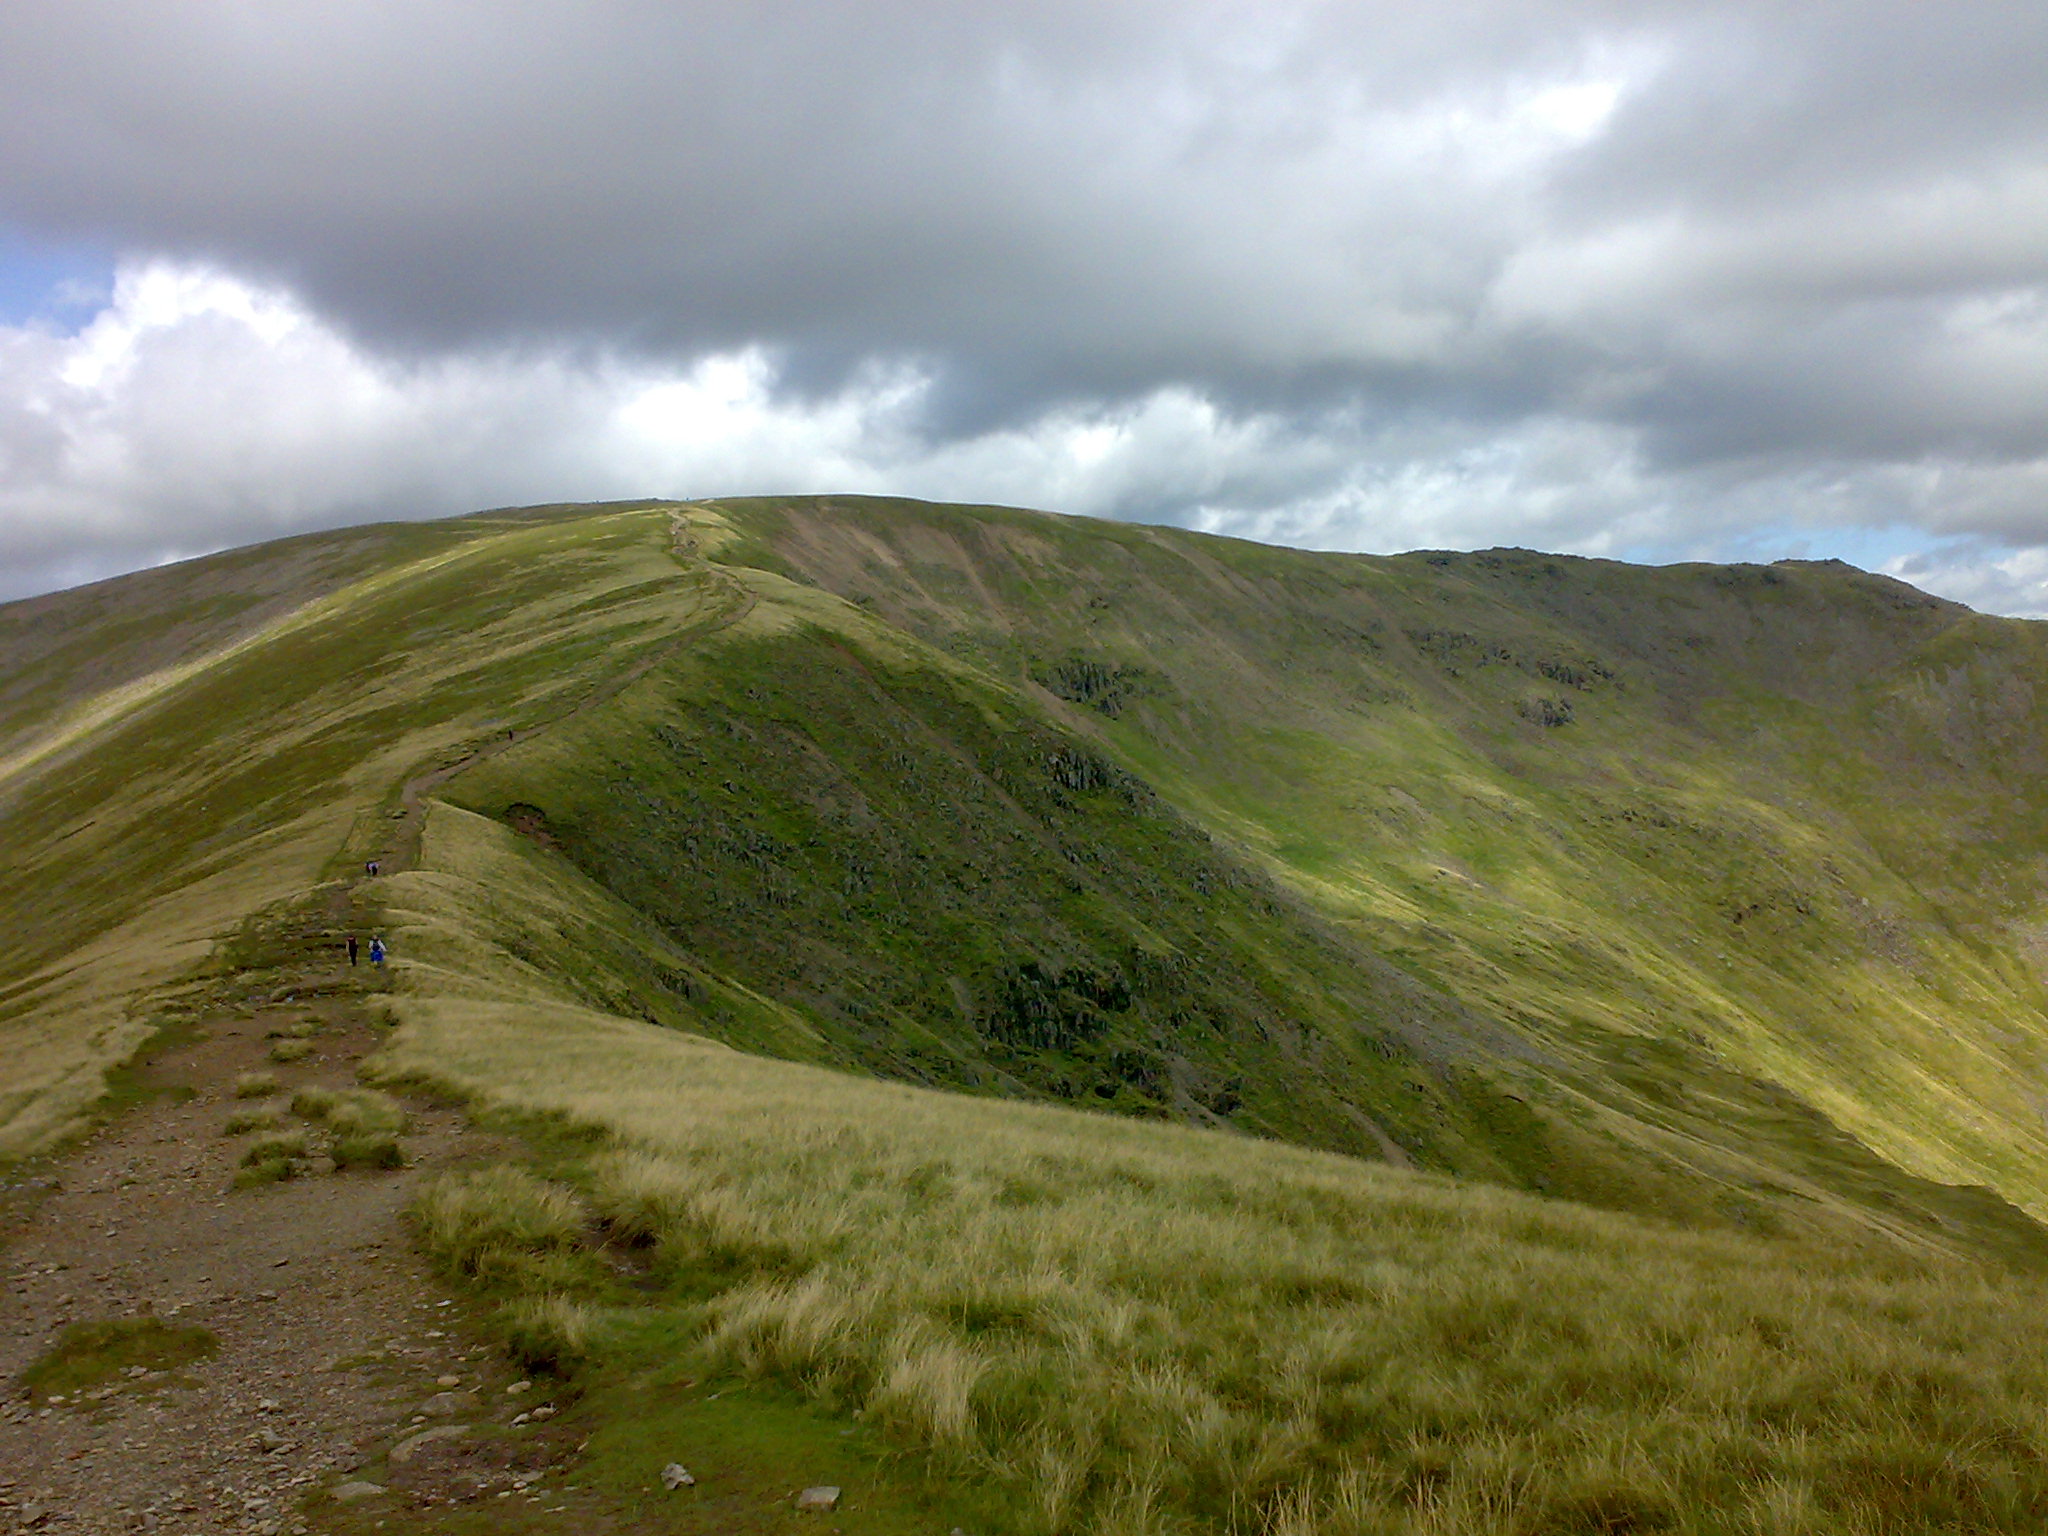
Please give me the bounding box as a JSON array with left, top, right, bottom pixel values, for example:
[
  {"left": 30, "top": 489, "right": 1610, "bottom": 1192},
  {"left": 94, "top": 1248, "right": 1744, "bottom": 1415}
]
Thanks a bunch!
[
  {"left": 3, "top": 496, "right": 2048, "bottom": 1269},
  {"left": 19, "top": 497, "right": 2048, "bottom": 1532}
]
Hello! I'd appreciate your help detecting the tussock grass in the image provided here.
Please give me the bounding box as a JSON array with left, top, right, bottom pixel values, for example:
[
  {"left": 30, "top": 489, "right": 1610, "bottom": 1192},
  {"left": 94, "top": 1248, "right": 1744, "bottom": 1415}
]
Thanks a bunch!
[
  {"left": 411, "top": 1166, "right": 606, "bottom": 1371},
  {"left": 233, "top": 1130, "right": 307, "bottom": 1187},
  {"left": 499, "top": 1293, "right": 599, "bottom": 1377},
  {"left": 240, "top": 1130, "right": 306, "bottom": 1163},
  {"left": 331, "top": 1132, "right": 404, "bottom": 1170},
  {"left": 410, "top": 1165, "right": 607, "bottom": 1351},
  {"left": 292, "top": 1085, "right": 407, "bottom": 1136},
  {"left": 231, "top": 1071, "right": 278, "bottom": 1099},
  {"left": 297, "top": 1087, "right": 410, "bottom": 1169},
  {"left": 380, "top": 968, "right": 2048, "bottom": 1536},
  {"left": 220, "top": 1105, "right": 280, "bottom": 1135},
  {"left": 266, "top": 1037, "right": 312, "bottom": 1063}
]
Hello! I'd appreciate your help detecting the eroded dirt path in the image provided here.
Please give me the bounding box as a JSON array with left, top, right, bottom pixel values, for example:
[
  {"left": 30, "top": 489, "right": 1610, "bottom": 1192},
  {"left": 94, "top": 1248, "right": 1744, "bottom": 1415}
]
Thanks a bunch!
[{"left": 0, "top": 904, "right": 588, "bottom": 1536}]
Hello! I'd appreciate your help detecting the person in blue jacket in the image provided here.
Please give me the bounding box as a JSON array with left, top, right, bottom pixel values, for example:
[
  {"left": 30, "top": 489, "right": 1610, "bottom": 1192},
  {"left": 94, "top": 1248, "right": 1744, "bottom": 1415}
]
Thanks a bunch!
[{"left": 369, "top": 936, "right": 387, "bottom": 966}]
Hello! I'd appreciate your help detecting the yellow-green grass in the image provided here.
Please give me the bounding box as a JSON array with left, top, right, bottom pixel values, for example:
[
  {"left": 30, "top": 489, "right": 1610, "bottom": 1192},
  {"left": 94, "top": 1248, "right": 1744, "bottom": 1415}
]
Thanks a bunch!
[
  {"left": 233, "top": 1129, "right": 309, "bottom": 1187},
  {"left": 0, "top": 501, "right": 720, "bottom": 1157},
  {"left": 434, "top": 511, "right": 2048, "bottom": 1261},
  {"left": 372, "top": 803, "right": 2048, "bottom": 1536},
  {"left": 293, "top": 1085, "right": 409, "bottom": 1169},
  {"left": 382, "top": 970, "right": 2048, "bottom": 1536},
  {"left": 16, "top": 492, "right": 2048, "bottom": 1256}
]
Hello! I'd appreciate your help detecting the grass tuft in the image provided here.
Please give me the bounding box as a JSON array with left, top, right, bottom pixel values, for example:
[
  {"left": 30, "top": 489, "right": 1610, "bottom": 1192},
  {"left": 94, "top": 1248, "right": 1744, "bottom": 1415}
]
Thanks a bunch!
[
  {"left": 220, "top": 1106, "right": 281, "bottom": 1136},
  {"left": 499, "top": 1293, "right": 599, "bottom": 1377},
  {"left": 22, "top": 1317, "right": 217, "bottom": 1400},
  {"left": 294, "top": 1086, "right": 408, "bottom": 1169},
  {"left": 331, "top": 1132, "right": 405, "bottom": 1170},
  {"left": 232, "top": 1071, "right": 278, "bottom": 1099},
  {"left": 233, "top": 1130, "right": 307, "bottom": 1187},
  {"left": 267, "top": 1037, "right": 313, "bottom": 1064},
  {"left": 411, "top": 1165, "right": 604, "bottom": 1292}
]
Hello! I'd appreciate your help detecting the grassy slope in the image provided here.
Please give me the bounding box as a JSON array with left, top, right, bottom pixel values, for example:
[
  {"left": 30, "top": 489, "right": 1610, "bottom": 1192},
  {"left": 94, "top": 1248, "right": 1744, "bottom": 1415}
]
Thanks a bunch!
[
  {"left": 375, "top": 805, "right": 2048, "bottom": 1536},
  {"left": 0, "top": 504, "right": 718, "bottom": 1150},
  {"left": 418, "top": 499, "right": 2048, "bottom": 1263},
  {"left": 11, "top": 496, "right": 2048, "bottom": 1257},
  {"left": 16, "top": 497, "right": 2048, "bottom": 1529},
  {"left": 742, "top": 497, "right": 2048, "bottom": 1219}
]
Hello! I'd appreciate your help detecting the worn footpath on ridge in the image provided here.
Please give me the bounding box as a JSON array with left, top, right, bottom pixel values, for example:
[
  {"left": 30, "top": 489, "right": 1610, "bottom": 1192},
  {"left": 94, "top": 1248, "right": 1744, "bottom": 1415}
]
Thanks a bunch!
[
  {"left": 0, "top": 895, "right": 633, "bottom": 1535},
  {"left": 0, "top": 509, "right": 760, "bottom": 1534}
]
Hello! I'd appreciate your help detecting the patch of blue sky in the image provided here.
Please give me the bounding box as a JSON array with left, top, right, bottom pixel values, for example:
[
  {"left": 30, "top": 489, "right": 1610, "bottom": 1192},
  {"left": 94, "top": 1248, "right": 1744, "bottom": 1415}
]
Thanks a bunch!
[{"left": 0, "top": 227, "right": 113, "bottom": 328}]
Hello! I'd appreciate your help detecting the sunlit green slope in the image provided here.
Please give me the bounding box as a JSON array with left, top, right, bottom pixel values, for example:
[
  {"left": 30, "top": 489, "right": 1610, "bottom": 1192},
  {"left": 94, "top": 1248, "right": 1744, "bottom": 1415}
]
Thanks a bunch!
[
  {"left": 7, "top": 496, "right": 2048, "bottom": 1269},
  {"left": 0, "top": 504, "right": 724, "bottom": 1147},
  {"left": 740, "top": 498, "right": 2048, "bottom": 1236}
]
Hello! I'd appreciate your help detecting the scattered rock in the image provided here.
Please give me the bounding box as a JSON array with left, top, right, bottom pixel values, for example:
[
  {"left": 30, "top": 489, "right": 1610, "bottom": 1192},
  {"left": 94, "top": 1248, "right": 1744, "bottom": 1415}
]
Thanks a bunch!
[
  {"left": 530, "top": 1403, "right": 556, "bottom": 1419},
  {"left": 420, "top": 1391, "right": 477, "bottom": 1417},
  {"left": 435, "top": 1375, "right": 460, "bottom": 1388},
  {"left": 661, "top": 1463, "right": 696, "bottom": 1490},
  {"left": 390, "top": 1426, "right": 468, "bottom": 1464},
  {"left": 505, "top": 1381, "right": 532, "bottom": 1395},
  {"left": 330, "top": 1481, "right": 384, "bottom": 1503},
  {"left": 797, "top": 1486, "right": 841, "bottom": 1511}
]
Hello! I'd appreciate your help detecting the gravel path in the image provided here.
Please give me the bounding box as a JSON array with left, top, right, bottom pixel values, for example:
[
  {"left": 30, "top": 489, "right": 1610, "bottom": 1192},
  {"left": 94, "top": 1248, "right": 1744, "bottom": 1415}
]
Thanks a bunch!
[{"left": 0, "top": 962, "right": 529, "bottom": 1535}]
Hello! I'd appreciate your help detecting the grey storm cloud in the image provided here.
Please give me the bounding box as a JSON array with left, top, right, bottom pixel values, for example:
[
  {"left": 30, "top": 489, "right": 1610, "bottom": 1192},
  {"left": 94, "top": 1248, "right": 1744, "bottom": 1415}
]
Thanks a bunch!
[
  {"left": 0, "top": 2, "right": 2036, "bottom": 441},
  {"left": 0, "top": 1, "right": 2045, "bottom": 604}
]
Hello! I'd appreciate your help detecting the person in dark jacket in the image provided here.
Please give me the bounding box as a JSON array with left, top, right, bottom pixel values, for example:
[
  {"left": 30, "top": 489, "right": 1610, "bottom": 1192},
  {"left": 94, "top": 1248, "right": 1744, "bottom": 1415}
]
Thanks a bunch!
[{"left": 347, "top": 935, "right": 359, "bottom": 966}]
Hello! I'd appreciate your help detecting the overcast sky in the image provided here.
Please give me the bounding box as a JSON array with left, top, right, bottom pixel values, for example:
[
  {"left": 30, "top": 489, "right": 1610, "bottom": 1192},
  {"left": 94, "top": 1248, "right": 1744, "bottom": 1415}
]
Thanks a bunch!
[{"left": 1, "top": 2, "right": 2045, "bottom": 610}]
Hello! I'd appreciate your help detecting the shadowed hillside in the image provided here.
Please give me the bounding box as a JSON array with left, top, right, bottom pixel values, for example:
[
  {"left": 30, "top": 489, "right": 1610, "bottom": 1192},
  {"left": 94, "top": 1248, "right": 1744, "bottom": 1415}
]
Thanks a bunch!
[{"left": 435, "top": 498, "right": 2048, "bottom": 1263}]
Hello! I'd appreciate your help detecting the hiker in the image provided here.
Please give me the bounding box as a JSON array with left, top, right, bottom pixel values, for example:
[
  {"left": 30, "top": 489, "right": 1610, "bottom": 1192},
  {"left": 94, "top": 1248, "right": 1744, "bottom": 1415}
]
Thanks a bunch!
[
  {"left": 347, "top": 935, "right": 359, "bottom": 966},
  {"left": 365, "top": 858, "right": 380, "bottom": 878},
  {"left": 369, "top": 936, "right": 386, "bottom": 966}
]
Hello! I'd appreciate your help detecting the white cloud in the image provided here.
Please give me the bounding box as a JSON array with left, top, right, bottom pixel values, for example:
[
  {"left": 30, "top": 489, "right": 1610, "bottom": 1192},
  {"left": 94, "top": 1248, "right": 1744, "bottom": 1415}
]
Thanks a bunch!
[
  {"left": 5, "top": 257, "right": 2048, "bottom": 619},
  {"left": 0, "top": 6, "right": 2044, "bottom": 611},
  {"left": 1886, "top": 543, "right": 2048, "bottom": 619}
]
